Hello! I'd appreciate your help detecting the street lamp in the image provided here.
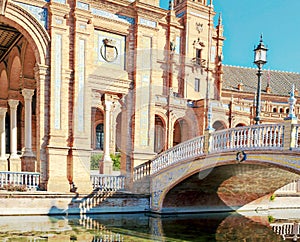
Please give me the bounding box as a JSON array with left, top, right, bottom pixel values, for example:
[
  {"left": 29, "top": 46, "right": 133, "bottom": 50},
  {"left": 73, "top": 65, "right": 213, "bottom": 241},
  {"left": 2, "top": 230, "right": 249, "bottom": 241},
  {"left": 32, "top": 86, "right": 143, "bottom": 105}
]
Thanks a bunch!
[{"left": 254, "top": 34, "right": 268, "bottom": 124}]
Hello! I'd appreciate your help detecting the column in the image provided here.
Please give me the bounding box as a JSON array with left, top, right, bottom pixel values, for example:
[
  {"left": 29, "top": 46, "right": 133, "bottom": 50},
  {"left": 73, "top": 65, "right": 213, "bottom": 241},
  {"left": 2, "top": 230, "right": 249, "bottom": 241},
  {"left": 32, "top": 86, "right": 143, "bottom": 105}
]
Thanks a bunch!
[
  {"left": 101, "top": 99, "right": 113, "bottom": 174},
  {"left": 22, "top": 89, "right": 35, "bottom": 157},
  {"left": 0, "top": 107, "right": 7, "bottom": 170},
  {"left": 8, "top": 99, "right": 20, "bottom": 171}
]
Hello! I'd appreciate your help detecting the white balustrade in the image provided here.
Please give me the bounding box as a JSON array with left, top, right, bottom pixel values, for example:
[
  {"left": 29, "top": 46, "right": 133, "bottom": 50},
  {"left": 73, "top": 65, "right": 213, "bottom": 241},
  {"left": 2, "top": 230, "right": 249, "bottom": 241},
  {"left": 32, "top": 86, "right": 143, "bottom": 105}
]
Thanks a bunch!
[
  {"left": 210, "top": 124, "right": 285, "bottom": 153},
  {"left": 0, "top": 171, "right": 40, "bottom": 190},
  {"left": 90, "top": 175, "right": 125, "bottom": 191},
  {"left": 293, "top": 124, "right": 300, "bottom": 149},
  {"left": 151, "top": 135, "right": 205, "bottom": 174},
  {"left": 134, "top": 160, "right": 151, "bottom": 181},
  {"left": 275, "top": 180, "right": 300, "bottom": 193}
]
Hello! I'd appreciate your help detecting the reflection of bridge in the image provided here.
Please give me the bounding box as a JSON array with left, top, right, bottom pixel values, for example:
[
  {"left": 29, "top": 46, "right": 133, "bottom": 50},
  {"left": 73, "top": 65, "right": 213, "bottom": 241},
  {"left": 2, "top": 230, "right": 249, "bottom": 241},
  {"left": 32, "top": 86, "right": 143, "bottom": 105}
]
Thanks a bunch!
[{"left": 134, "top": 120, "right": 300, "bottom": 213}]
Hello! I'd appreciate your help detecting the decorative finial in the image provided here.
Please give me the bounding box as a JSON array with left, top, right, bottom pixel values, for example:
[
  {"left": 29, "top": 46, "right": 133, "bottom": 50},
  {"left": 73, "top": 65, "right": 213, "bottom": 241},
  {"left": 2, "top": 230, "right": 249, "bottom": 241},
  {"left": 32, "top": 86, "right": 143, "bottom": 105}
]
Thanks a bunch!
[
  {"left": 218, "top": 13, "right": 222, "bottom": 26},
  {"left": 260, "top": 33, "right": 263, "bottom": 42}
]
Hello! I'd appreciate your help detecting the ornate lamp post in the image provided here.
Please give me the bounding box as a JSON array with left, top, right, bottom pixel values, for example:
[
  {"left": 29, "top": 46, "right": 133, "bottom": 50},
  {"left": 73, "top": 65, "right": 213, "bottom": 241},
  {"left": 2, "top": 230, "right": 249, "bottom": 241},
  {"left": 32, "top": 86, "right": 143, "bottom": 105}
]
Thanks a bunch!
[{"left": 254, "top": 35, "right": 268, "bottom": 124}]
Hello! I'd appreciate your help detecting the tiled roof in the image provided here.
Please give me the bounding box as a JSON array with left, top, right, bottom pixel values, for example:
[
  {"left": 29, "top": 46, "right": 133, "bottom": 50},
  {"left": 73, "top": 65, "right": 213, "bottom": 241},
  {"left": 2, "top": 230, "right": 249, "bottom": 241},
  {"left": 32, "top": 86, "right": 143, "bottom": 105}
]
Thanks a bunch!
[{"left": 222, "top": 65, "right": 300, "bottom": 96}]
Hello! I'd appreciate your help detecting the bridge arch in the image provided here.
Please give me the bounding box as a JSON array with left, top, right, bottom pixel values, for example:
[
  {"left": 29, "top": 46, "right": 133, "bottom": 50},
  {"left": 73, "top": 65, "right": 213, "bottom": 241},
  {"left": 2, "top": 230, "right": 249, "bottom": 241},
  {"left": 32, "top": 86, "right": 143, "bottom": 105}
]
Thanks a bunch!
[{"left": 151, "top": 151, "right": 300, "bottom": 213}]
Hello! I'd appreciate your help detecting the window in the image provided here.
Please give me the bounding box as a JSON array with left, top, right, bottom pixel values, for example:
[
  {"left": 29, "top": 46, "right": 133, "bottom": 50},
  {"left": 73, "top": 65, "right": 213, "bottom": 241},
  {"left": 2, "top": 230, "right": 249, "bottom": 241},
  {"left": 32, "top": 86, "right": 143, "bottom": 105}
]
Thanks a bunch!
[
  {"left": 195, "top": 78, "right": 200, "bottom": 92},
  {"left": 196, "top": 49, "right": 201, "bottom": 65},
  {"left": 96, "top": 123, "right": 104, "bottom": 150}
]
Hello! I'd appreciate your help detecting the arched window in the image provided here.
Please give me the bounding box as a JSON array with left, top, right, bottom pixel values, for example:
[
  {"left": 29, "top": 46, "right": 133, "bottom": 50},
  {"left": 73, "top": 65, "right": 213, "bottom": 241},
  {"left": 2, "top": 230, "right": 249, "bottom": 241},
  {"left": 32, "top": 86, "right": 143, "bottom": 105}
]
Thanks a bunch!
[{"left": 95, "top": 123, "right": 104, "bottom": 150}]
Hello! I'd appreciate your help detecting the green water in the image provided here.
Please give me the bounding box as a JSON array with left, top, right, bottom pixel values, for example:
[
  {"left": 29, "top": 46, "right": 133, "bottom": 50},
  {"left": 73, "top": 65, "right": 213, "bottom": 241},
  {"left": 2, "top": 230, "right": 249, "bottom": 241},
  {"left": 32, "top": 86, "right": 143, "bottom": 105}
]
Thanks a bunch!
[{"left": 0, "top": 210, "right": 296, "bottom": 241}]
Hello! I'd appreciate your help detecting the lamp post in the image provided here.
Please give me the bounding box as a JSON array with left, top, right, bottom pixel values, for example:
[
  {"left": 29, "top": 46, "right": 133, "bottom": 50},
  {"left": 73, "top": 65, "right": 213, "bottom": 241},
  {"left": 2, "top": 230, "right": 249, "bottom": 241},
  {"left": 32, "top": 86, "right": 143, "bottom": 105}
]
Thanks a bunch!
[{"left": 254, "top": 34, "right": 268, "bottom": 125}]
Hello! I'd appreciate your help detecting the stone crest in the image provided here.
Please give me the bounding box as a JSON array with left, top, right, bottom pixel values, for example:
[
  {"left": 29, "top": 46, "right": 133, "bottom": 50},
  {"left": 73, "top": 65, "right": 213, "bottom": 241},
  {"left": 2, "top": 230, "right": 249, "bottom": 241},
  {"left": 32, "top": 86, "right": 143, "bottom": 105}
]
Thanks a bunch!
[{"left": 100, "top": 38, "right": 118, "bottom": 63}]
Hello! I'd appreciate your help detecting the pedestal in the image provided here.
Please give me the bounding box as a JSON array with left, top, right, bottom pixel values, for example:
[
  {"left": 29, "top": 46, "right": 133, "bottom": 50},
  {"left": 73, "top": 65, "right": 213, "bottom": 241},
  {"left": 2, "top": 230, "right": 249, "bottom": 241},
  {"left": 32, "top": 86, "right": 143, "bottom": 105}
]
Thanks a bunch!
[
  {"left": 9, "top": 155, "right": 21, "bottom": 171},
  {"left": 0, "top": 157, "right": 8, "bottom": 171},
  {"left": 21, "top": 156, "right": 37, "bottom": 172}
]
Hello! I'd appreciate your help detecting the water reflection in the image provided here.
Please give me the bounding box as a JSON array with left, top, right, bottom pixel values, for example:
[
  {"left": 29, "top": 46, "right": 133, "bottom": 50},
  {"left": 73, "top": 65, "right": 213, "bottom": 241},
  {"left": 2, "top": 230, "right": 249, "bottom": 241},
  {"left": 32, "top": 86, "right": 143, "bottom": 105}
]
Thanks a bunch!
[{"left": 0, "top": 210, "right": 299, "bottom": 241}]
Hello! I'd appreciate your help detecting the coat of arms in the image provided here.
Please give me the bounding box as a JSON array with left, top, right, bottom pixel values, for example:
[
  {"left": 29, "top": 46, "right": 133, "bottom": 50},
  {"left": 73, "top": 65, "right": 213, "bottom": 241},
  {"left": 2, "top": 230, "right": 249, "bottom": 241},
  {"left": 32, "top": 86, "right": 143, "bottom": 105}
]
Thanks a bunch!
[{"left": 100, "top": 38, "right": 118, "bottom": 63}]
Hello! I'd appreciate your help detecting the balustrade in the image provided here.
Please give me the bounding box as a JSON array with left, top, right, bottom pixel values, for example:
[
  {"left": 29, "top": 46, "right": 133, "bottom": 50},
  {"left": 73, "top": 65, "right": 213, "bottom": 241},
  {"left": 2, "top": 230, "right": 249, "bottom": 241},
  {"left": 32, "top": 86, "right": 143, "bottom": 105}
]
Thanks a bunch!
[
  {"left": 133, "top": 160, "right": 151, "bottom": 181},
  {"left": 293, "top": 124, "right": 300, "bottom": 149},
  {"left": 210, "top": 124, "right": 284, "bottom": 153},
  {"left": 90, "top": 174, "right": 125, "bottom": 191},
  {"left": 151, "top": 135, "right": 205, "bottom": 174},
  {"left": 0, "top": 171, "right": 39, "bottom": 190}
]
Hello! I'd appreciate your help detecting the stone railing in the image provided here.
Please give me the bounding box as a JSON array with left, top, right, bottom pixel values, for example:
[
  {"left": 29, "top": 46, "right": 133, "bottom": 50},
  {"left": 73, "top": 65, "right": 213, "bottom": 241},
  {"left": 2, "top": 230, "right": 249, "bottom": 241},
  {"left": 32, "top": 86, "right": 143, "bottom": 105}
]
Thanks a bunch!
[
  {"left": 133, "top": 160, "right": 151, "bottom": 181},
  {"left": 293, "top": 124, "right": 300, "bottom": 150},
  {"left": 275, "top": 179, "right": 300, "bottom": 193},
  {"left": 210, "top": 124, "right": 285, "bottom": 153},
  {"left": 0, "top": 171, "right": 40, "bottom": 190},
  {"left": 90, "top": 174, "right": 125, "bottom": 191},
  {"left": 151, "top": 135, "right": 205, "bottom": 174}
]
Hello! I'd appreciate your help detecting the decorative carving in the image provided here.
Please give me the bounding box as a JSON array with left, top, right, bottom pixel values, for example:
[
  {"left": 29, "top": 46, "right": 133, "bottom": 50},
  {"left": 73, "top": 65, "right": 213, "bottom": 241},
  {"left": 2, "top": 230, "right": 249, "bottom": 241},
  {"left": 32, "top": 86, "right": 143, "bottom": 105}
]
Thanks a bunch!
[
  {"left": 100, "top": 38, "right": 118, "bottom": 62},
  {"left": 196, "top": 22, "right": 204, "bottom": 33}
]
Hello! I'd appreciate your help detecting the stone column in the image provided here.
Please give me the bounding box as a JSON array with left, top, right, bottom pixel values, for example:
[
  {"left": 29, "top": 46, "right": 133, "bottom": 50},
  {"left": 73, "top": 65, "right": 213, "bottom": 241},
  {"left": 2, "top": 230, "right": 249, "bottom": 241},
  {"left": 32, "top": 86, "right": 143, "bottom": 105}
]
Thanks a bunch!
[
  {"left": 22, "top": 89, "right": 34, "bottom": 157},
  {"left": 100, "top": 99, "right": 113, "bottom": 174},
  {"left": 0, "top": 107, "right": 7, "bottom": 170},
  {"left": 21, "top": 89, "right": 36, "bottom": 172},
  {"left": 8, "top": 99, "right": 21, "bottom": 171}
]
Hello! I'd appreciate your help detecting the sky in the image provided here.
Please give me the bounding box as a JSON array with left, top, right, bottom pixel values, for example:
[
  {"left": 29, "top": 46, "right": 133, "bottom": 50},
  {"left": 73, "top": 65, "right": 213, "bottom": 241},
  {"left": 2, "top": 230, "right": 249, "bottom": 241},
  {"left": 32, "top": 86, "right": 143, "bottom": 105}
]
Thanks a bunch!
[{"left": 159, "top": 0, "right": 300, "bottom": 73}]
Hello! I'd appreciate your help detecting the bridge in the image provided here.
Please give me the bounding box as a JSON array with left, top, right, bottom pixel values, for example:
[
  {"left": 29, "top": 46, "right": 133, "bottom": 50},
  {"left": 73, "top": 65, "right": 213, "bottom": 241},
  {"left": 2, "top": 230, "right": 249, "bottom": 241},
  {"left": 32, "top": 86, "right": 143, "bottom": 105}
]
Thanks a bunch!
[
  {"left": 134, "top": 119, "right": 300, "bottom": 213},
  {"left": 3, "top": 120, "right": 300, "bottom": 214}
]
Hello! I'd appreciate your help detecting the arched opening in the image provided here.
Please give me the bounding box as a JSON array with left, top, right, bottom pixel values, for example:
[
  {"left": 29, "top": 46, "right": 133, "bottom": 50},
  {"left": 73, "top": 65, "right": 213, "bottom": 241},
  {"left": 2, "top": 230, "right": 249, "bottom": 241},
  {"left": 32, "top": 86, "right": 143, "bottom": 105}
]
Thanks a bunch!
[
  {"left": 95, "top": 123, "right": 104, "bottom": 150},
  {"left": 213, "top": 120, "right": 226, "bottom": 131},
  {"left": 235, "top": 123, "right": 246, "bottom": 127},
  {"left": 91, "top": 107, "right": 104, "bottom": 150},
  {"left": 154, "top": 115, "right": 165, "bottom": 153},
  {"left": 173, "top": 119, "right": 189, "bottom": 146}
]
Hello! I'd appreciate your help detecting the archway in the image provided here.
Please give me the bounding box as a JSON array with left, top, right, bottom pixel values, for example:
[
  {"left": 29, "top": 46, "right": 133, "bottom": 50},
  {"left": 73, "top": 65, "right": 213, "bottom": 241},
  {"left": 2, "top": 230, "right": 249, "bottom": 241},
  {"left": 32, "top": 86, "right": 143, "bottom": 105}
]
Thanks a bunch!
[
  {"left": 213, "top": 120, "right": 226, "bottom": 131},
  {"left": 154, "top": 115, "right": 166, "bottom": 153},
  {"left": 173, "top": 119, "right": 189, "bottom": 146}
]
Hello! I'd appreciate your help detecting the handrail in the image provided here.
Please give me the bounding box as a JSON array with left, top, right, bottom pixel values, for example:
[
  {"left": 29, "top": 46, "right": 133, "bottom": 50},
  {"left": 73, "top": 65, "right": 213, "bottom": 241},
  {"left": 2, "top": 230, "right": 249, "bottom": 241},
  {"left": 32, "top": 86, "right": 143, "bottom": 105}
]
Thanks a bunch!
[
  {"left": 151, "top": 135, "right": 205, "bottom": 174},
  {"left": 210, "top": 124, "right": 285, "bottom": 153},
  {"left": 0, "top": 171, "right": 40, "bottom": 191},
  {"left": 90, "top": 174, "right": 125, "bottom": 191},
  {"left": 133, "top": 160, "right": 151, "bottom": 181}
]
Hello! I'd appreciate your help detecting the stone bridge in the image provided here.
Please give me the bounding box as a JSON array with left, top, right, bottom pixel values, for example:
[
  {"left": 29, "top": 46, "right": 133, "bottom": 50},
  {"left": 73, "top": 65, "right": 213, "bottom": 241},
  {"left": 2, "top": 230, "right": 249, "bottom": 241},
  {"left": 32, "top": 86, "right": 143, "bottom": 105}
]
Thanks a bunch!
[{"left": 134, "top": 120, "right": 300, "bottom": 213}]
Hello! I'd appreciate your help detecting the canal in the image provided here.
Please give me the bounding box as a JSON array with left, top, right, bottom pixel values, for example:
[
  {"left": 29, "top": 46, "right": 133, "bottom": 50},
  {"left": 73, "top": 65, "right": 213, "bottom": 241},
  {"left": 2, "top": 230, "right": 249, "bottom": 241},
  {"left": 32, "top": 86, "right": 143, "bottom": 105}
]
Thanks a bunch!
[{"left": 0, "top": 209, "right": 298, "bottom": 241}]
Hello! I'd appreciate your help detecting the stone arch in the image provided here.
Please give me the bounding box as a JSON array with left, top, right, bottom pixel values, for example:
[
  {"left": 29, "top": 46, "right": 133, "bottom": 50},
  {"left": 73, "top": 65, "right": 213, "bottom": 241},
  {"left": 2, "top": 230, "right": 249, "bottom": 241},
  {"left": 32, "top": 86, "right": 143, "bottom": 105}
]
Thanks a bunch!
[
  {"left": 232, "top": 117, "right": 250, "bottom": 127},
  {"left": 213, "top": 120, "right": 227, "bottom": 131},
  {"left": 22, "top": 41, "right": 35, "bottom": 78},
  {"left": 91, "top": 107, "right": 104, "bottom": 150},
  {"left": 8, "top": 51, "right": 21, "bottom": 90},
  {"left": 173, "top": 118, "right": 190, "bottom": 146},
  {"left": 1, "top": 2, "right": 50, "bottom": 65},
  {"left": 0, "top": 68, "right": 8, "bottom": 99},
  {"left": 235, "top": 123, "right": 247, "bottom": 127},
  {"left": 154, "top": 114, "right": 166, "bottom": 153},
  {"left": 151, "top": 152, "right": 300, "bottom": 213}
]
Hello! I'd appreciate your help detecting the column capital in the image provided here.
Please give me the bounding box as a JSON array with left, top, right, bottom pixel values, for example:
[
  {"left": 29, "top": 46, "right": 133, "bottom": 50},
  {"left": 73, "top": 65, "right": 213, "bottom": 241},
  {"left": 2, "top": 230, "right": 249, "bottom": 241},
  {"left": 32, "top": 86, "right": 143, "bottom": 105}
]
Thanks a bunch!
[
  {"left": 8, "top": 99, "right": 19, "bottom": 109},
  {"left": 22, "top": 89, "right": 35, "bottom": 101},
  {"left": 0, "top": 107, "right": 7, "bottom": 116}
]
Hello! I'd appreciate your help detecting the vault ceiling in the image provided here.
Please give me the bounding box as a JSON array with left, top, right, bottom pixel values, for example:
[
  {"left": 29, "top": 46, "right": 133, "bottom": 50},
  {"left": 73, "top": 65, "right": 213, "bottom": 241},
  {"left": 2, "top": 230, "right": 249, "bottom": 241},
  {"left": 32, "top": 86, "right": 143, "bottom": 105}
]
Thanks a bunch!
[{"left": 0, "top": 24, "right": 21, "bottom": 62}]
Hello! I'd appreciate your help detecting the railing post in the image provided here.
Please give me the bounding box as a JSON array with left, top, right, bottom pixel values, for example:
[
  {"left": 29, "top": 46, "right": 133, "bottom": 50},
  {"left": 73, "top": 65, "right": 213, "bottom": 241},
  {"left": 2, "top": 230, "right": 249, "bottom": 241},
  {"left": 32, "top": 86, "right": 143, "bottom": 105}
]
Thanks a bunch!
[
  {"left": 283, "top": 117, "right": 298, "bottom": 150},
  {"left": 204, "top": 128, "right": 215, "bottom": 154}
]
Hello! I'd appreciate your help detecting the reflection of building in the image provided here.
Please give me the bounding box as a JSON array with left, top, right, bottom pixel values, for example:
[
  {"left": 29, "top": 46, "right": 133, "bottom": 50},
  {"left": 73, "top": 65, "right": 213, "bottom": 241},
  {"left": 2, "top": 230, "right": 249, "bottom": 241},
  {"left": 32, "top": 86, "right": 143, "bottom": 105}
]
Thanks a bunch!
[{"left": 0, "top": 0, "right": 299, "bottom": 193}]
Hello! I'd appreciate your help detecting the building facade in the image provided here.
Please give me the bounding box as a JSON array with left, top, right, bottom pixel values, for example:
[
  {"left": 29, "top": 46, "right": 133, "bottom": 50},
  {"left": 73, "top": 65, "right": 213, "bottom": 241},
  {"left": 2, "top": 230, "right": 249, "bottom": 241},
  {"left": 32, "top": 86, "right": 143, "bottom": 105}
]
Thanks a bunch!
[{"left": 0, "top": 0, "right": 298, "bottom": 194}]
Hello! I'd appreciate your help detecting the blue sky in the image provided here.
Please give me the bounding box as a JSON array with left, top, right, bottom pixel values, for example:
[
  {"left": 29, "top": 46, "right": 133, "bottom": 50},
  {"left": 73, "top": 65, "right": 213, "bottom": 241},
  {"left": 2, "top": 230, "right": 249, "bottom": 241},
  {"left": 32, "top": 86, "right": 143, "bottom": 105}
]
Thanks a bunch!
[{"left": 160, "top": 1, "right": 300, "bottom": 73}]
